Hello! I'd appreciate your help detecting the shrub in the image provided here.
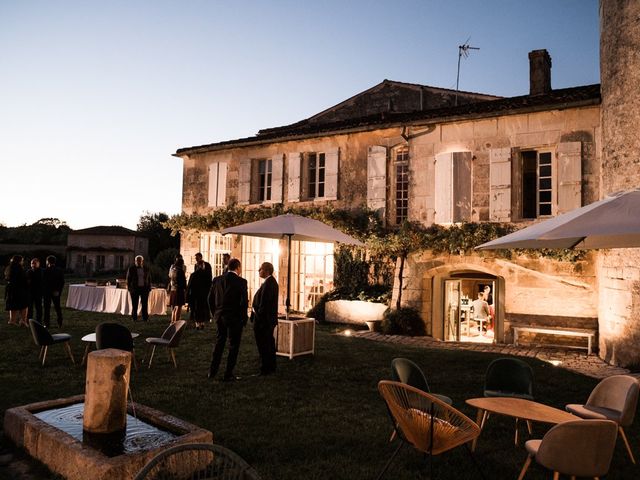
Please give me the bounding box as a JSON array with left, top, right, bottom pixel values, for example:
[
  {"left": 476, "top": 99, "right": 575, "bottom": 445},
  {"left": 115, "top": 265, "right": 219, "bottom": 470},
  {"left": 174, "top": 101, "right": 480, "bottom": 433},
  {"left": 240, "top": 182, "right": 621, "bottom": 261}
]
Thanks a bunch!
[{"left": 381, "top": 307, "right": 426, "bottom": 337}]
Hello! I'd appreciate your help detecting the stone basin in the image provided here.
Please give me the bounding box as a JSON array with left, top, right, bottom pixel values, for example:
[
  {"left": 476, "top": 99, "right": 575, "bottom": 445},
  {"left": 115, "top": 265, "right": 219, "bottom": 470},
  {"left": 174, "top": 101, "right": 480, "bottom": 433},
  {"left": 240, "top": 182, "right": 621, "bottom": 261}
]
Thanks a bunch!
[{"left": 3, "top": 394, "right": 213, "bottom": 480}]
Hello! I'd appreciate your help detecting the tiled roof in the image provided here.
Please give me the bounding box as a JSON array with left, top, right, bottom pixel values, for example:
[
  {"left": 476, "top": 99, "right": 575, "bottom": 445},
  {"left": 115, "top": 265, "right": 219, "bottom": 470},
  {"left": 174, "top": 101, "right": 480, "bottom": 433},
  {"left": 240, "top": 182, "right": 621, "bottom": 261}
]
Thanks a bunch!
[
  {"left": 175, "top": 84, "right": 600, "bottom": 156},
  {"left": 70, "top": 226, "right": 141, "bottom": 236}
]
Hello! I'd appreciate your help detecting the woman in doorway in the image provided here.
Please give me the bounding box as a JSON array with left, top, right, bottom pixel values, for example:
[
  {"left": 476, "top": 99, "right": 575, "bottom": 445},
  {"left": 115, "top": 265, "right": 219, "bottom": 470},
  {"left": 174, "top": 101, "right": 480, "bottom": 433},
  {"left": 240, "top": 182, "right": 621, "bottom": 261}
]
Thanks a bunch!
[
  {"left": 4, "top": 255, "right": 29, "bottom": 327},
  {"left": 168, "top": 256, "right": 186, "bottom": 324}
]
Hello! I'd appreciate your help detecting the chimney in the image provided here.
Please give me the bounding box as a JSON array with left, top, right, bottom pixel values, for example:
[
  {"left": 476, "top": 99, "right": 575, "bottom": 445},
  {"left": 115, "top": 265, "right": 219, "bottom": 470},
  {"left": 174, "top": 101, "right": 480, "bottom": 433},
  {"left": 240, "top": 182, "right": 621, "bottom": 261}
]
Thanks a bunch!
[{"left": 528, "top": 49, "right": 552, "bottom": 95}]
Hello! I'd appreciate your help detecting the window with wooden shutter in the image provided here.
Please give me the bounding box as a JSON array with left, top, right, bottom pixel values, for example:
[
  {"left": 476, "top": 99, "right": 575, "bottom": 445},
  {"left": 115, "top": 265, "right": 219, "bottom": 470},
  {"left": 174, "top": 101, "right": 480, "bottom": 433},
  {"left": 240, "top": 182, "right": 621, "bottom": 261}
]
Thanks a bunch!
[
  {"left": 270, "top": 153, "right": 284, "bottom": 203},
  {"left": 238, "top": 158, "right": 251, "bottom": 205},
  {"left": 434, "top": 152, "right": 453, "bottom": 224},
  {"left": 208, "top": 162, "right": 228, "bottom": 208},
  {"left": 489, "top": 148, "right": 512, "bottom": 222},
  {"left": 287, "top": 152, "right": 301, "bottom": 202},
  {"left": 367, "top": 145, "right": 387, "bottom": 218},
  {"left": 556, "top": 141, "right": 582, "bottom": 214},
  {"left": 324, "top": 148, "right": 339, "bottom": 200}
]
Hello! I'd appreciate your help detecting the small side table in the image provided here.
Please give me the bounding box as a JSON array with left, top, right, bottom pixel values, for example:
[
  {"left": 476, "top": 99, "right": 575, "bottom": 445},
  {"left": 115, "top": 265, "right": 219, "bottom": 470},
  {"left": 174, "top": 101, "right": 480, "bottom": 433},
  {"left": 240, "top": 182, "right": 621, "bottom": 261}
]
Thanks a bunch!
[
  {"left": 276, "top": 317, "right": 315, "bottom": 359},
  {"left": 81, "top": 332, "right": 139, "bottom": 368}
]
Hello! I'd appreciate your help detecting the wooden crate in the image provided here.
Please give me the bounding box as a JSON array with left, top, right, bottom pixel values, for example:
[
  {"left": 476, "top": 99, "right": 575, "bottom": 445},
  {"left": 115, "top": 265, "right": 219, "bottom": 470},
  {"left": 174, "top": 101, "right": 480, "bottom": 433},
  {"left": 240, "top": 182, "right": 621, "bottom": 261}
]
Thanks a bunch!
[{"left": 276, "top": 317, "right": 315, "bottom": 359}]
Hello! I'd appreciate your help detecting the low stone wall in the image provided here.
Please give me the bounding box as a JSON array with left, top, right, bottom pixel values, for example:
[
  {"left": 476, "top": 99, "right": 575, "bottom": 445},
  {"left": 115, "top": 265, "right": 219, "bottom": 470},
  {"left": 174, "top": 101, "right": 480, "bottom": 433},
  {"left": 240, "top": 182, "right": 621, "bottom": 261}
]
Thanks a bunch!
[{"left": 325, "top": 300, "right": 388, "bottom": 325}]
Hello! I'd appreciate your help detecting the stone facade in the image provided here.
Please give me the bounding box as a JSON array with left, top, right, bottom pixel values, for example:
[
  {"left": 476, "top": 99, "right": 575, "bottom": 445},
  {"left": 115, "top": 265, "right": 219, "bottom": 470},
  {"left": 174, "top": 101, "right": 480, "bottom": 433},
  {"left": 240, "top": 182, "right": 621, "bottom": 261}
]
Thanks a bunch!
[
  {"left": 66, "top": 226, "right": 148, "bottom": 274},
  {"left": 598, "top": 0, "right": 640, "bottom": 367}
]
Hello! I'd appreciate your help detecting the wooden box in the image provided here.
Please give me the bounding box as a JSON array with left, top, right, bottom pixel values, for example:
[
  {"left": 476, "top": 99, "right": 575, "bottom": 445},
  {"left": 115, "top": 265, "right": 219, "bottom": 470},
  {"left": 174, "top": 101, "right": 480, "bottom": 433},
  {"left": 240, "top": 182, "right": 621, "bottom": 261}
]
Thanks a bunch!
[{"left": 276, "top": 317, "right": 315, "bottom": 359}]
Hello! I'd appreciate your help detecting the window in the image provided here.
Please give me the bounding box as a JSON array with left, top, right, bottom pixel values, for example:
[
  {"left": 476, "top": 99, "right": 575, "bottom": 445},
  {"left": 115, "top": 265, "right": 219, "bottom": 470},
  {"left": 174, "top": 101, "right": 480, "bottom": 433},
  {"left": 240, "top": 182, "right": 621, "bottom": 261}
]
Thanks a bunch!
[
  {"left": 258, "top": 158, "right": 272, "bottom": 202},
  {"left": 522, "top": 150, "right": 552, "bottom": 218},
  {"left": 96, "top": 255, "right": 105, "bottom": 270},
  {"left": 394, "top": 146, "right": 409, "bottom": 224},
  {"left": 241, "top": 236, "right": 280, "bottom": 302},
  {"left": 291, "top": 240, "right": 334, "bottom": 312},
  {"left": 115, "top": 255, "right": 125, "bottom": 271},
  {"left": 200, "top": 232, "right": 232, "bottom": 277},
  {"left": 77, "top": 254, "right": 86, "bottom": 266},
  {"left": 307, "top": 152, "right": 325, "bottom": 199}
]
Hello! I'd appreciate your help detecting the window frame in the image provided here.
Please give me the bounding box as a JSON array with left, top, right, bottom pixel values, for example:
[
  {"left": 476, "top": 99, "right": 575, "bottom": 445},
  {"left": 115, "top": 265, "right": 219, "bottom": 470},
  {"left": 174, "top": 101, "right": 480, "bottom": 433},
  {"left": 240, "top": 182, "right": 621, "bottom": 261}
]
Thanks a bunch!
[
  {"left": 520, "top": 148, "right": 554, "bottom": 219},
  {"left": 306, "top": 152, "right": 326, "bottom": 200},
  {"left": 393, "top": 146, "right": 409, "bottom": 225}
]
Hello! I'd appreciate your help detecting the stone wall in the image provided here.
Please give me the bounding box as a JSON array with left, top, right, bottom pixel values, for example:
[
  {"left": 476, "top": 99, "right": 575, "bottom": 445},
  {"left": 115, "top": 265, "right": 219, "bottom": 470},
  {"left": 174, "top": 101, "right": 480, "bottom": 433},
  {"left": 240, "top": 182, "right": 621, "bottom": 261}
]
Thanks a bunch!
[{"left": 598, "top": 0, "right": 640, "bottom": 367}]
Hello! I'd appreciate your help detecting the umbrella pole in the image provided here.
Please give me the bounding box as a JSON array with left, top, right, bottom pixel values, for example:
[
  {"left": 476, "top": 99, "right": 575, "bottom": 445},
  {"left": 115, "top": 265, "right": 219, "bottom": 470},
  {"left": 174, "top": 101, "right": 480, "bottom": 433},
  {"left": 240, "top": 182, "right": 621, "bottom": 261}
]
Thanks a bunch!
[{"left": 286, "top": 234, "right": 292, "bottom": 319}]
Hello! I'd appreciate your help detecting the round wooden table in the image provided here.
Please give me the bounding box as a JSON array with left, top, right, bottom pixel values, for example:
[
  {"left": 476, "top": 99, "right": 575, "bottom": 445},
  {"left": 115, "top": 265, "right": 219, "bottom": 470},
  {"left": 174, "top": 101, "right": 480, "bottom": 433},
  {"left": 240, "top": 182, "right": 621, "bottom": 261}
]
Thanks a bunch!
[{"left": 466, "top": 397, "right": 577, "bottom": 450}]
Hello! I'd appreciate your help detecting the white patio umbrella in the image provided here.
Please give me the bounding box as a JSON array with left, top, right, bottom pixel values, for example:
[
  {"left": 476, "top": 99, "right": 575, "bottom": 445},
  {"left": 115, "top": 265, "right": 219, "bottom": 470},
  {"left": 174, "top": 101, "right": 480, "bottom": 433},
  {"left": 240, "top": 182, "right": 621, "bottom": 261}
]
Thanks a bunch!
[
  {"left": 476, "top": 189, "right": 640, "bottom": 250},
  {"left": 221, "top": 214, "right": 363, "bottom": 314}
]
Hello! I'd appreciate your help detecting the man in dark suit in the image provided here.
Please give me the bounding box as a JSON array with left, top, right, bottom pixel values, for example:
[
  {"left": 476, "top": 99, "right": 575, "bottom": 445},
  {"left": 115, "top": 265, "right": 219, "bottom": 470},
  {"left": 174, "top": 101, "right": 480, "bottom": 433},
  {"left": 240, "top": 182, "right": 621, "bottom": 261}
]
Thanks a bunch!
[
  {"left": 43, "top": 255, "right": 65, "bottom": 328},
  {"left": 208, "top": 258, "right": 248, "bottom": 381},
  {"left": 126, "top": 255, "right": 152, "bottom": 322},
  {"left": 187, "top": 252, "right": 213, "bottom": 330},
  {"left": 251, "top": 262, "right": 279, "bottom": 375}
]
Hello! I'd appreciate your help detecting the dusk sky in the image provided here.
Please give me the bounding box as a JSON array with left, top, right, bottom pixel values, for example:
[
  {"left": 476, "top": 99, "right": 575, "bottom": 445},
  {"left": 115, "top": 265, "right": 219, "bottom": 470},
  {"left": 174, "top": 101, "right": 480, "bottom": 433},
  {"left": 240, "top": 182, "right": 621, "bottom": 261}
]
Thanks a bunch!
[{"left": 0, "top": 0, "right": 599, "bottom": 230}]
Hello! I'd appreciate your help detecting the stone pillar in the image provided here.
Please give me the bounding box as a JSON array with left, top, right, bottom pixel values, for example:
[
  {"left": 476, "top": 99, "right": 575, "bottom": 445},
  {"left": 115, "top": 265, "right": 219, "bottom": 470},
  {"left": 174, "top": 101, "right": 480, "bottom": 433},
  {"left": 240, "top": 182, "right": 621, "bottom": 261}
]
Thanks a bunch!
[
  {"left": 83, "top": 349, "right": 131, "bottom": 434},
  {"left": 598, "top": 0, "right": 640, "bottom": 366}
]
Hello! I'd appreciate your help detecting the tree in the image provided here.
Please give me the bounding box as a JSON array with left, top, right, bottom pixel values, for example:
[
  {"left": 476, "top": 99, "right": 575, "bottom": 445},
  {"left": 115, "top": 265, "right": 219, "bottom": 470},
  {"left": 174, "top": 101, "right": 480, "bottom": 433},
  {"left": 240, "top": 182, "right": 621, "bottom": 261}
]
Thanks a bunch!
[{"left": 137, "top": 211, "right": 180, "bottom": 262}]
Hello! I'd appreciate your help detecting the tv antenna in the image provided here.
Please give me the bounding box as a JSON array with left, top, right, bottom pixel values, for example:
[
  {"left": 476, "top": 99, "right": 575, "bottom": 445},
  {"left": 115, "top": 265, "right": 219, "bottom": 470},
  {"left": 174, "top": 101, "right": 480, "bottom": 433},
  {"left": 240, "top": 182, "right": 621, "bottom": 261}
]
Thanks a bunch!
[{"left": 455, "top": 38, "right": 479, "bottom": 106}]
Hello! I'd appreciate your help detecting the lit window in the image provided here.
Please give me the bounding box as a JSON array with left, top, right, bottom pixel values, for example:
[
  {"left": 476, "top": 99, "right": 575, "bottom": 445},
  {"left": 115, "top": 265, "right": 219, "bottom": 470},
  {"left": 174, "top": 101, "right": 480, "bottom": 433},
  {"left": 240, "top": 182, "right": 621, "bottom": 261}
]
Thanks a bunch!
[{"left": 199, "top": 232, "right": 232, "bottom": 276}]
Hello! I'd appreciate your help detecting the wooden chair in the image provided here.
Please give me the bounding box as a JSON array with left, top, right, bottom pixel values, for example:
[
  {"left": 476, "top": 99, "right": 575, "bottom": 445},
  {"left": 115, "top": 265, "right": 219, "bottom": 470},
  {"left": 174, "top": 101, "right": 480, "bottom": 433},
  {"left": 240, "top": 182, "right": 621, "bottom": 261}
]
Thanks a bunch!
[
  {"left": 517, "top": 419, "right": 618, "bottom": 480},
  {"left": 377, "top": 380, "right": 482, "bottom": 480},
  {"left": 144, "top": 320, "right": 186, "bottom": 368},
  {"left": 133, "top": 442, "right": 262, "bottom": 480},
  {"left": 566, "top": 374, "right": 639, "bottom": 463},
  {"left": 28, "top": 319, "right": 75, "bottom": 366}
]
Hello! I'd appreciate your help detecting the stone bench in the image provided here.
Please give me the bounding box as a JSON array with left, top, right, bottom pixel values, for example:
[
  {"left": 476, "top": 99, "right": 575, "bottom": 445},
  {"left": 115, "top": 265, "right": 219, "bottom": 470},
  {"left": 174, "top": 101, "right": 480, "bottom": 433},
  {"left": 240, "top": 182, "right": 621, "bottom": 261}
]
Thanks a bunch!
[{"left": 512, "top": 326, "right": 596, "bottom": 355}]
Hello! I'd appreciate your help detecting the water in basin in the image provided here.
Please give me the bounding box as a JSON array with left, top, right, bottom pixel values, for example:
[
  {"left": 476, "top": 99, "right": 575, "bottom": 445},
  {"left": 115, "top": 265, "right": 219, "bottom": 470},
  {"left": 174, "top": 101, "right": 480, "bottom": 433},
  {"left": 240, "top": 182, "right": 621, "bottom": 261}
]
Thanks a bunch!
[{"left": 34, "top": 402, "right": 177, "bottom": 457}]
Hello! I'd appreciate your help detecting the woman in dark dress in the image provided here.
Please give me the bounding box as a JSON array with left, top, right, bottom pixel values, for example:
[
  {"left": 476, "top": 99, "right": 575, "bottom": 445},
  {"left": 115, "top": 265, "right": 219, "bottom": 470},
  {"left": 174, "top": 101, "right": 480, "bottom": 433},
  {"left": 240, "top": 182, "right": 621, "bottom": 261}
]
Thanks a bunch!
[
  {"left": 4, "top": 255, "right": 29, "bottom": 326},
  {"left": 168, "top": 256, "right": 186, "bottom": 324},
  {"left": 186, "top": 262, "right": 213, "bottom": 330}
]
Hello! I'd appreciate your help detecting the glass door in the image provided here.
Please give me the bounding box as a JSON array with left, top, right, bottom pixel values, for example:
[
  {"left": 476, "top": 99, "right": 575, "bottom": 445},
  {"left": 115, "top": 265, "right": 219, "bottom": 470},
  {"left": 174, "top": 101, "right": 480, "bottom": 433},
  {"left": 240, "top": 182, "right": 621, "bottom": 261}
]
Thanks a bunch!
[{"left": 444, "top": 280, "right": 461, "bottom": 341}]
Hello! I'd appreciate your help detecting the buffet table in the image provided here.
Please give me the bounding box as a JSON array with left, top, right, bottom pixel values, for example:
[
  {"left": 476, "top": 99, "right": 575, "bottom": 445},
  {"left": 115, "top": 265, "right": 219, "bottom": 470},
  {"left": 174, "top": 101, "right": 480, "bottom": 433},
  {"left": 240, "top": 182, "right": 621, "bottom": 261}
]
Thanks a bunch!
[{"left": 66, "top": 285, "right": 167, "bottom": 315}]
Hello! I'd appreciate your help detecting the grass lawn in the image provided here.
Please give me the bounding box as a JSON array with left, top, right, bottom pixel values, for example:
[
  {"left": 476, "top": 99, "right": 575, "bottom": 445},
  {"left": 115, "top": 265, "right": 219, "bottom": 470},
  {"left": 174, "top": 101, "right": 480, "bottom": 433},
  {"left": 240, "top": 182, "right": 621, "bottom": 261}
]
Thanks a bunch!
[{"left": 1, "top": 284, "right": 638, "bottom": 479}]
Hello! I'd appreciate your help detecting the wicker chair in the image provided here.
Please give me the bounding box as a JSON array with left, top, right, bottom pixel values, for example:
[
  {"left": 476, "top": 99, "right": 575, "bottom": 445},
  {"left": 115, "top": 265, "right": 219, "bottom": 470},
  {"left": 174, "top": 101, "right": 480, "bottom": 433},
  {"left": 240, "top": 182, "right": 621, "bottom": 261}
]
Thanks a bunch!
[
  {"left": 133, "top": 443, "right": 262, "bottom": 480},
  {"left": 377, "top": 380, "right": 482, "bottom": 480}
]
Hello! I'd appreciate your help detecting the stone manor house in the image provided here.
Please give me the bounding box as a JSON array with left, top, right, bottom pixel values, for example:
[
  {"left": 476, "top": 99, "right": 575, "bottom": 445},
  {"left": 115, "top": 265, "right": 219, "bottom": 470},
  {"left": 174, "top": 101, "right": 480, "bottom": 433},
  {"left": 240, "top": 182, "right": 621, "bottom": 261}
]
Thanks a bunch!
[{"left": 175, "top": 1, "right": 640, "bottom": 368}]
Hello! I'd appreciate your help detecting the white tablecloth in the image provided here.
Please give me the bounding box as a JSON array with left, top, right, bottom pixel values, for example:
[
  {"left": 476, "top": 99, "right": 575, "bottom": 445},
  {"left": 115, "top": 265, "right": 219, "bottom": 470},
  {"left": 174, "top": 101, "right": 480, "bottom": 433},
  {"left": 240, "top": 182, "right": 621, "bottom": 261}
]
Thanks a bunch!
[{"left": 66, "top": 285, "right": 167, "bottom": 315}]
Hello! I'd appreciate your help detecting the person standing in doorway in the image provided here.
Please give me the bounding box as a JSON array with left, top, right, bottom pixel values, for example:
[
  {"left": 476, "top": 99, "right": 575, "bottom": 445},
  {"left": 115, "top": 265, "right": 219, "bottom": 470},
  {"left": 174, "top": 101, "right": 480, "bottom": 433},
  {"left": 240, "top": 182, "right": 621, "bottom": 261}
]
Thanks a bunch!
[
  {"left": 207, "top": 258, "right": 248, "bottom": 381},
  {"left": 126, "top": 255, "right": 151, "bottom": 322},
  {"left": 43, "top": 255, "right": 64, "bottom": 328},
  {"left": 187, "top": 252, "right": 212, "bottom": 330},
  {"left": 222, "top": 253, "right": 230, "bottom": 274},
  {"left": 26, "top": 258, "right": 44, "bottom": 323},
  {"left": 251, "top": 262, "right": 279, "bottom": 375}
]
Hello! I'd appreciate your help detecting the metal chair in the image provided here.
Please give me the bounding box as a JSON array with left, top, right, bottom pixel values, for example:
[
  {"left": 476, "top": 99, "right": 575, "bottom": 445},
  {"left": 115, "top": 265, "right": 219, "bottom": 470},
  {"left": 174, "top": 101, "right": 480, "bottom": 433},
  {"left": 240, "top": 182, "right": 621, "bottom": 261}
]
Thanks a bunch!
[
  {"left": 144, "top": 320, "right": 186, "bottom": 368},
  {"left": 96, "top": 322, "right": 137, "bottom": 369},
  {"left": 482, "top": 357, "right": 534, "bottom": 438},
  {"left": 566, "top": 374, "right": 640, "bottom": 464},
  {"left": 28, "top": 319, "right": 75, "bottom": 366},
  {"left": 133, "top": 442, "right": 262, "bottom": 480},
  {"left": 517, "top": 419, "right": 618, "bottom": 480},
  {"left": 377, "top": 380, "right": 483, "bottom": 480}
]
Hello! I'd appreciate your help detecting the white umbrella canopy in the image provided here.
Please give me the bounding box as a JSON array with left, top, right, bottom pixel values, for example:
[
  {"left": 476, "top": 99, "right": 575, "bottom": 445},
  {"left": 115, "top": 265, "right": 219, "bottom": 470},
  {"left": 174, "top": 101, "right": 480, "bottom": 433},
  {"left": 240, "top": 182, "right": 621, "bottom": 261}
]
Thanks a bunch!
[
  {"left": 221, "top": 214, "right": 364, "bottom": 245},
  {"left": 477, "top": 189, "right": 640, "bottom": 250},
  {"left": 221, "top": 214, "right": 363, "bottom": 314}
]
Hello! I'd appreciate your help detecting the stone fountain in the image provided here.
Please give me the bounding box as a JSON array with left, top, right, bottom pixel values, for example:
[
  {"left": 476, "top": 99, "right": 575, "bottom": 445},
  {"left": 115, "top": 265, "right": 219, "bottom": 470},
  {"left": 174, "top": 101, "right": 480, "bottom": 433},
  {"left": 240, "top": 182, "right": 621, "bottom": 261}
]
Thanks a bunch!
[{"left": 3, "top": 349, "right": 212, "bottom": 479}]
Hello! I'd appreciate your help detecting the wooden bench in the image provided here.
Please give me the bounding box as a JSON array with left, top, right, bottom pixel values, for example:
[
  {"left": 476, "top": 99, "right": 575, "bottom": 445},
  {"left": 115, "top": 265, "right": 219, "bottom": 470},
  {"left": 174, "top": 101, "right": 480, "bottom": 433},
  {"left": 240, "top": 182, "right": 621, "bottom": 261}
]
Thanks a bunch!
[{"left": 512, "top": 326, "right": 596, "bottom": 355}]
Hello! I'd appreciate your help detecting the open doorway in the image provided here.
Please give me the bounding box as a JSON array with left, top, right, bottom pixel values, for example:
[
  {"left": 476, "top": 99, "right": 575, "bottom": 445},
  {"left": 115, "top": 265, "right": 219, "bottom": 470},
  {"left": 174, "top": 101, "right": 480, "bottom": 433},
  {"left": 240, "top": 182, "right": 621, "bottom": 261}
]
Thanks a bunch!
[{"left": 443, "top": 273, "right": 497, "bottom": 343}]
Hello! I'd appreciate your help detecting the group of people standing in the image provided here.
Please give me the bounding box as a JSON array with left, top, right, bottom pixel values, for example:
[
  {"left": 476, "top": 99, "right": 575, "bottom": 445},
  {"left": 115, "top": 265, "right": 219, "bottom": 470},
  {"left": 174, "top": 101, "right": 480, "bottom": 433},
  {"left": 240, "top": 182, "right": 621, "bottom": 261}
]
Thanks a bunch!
[
  {"left": 4, "top": 254, "right": 64, "bottom": 328},
  {"left": 124, "top": 252, "right": 279, "bottom": 380}
]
